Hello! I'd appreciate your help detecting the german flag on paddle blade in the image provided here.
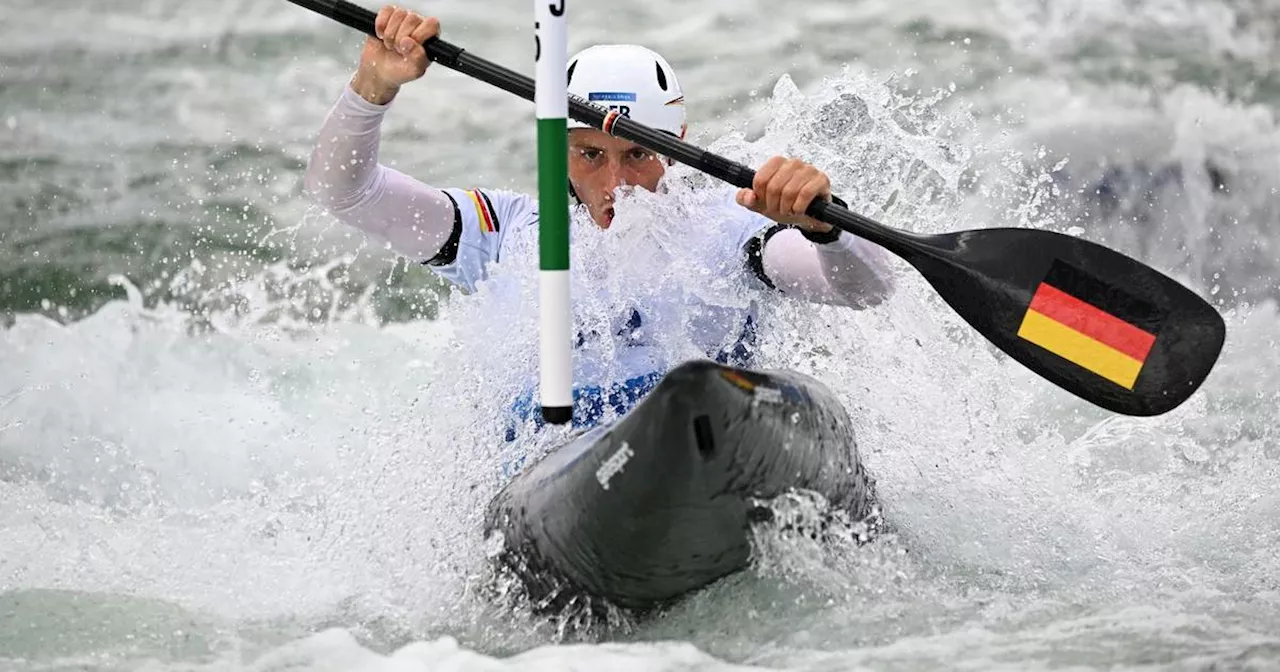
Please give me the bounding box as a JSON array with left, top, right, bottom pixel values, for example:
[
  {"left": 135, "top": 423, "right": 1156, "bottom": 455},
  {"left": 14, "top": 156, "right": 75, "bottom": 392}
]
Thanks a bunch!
[{"left": 1016, "top": 260, "right": 1167, "bottom": 390}]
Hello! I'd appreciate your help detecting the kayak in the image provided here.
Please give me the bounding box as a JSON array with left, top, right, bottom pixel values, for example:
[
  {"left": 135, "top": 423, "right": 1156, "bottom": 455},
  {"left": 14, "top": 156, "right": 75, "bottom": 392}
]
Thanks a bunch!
[{"left": 483, "top": 359, "right": 879, "bottom": 616}]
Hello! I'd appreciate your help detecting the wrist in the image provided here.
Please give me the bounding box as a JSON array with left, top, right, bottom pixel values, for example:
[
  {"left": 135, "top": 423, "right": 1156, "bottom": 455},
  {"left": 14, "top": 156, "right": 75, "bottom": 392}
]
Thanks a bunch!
[
  {"left": 800, "top": 223, "right": 841, "bottom": 244},
  {"left": 800, "top": 194, "right": 846, "bottom": 244},
  {"left": 350, "top": 70, "right": 400, "bottom": 106}
]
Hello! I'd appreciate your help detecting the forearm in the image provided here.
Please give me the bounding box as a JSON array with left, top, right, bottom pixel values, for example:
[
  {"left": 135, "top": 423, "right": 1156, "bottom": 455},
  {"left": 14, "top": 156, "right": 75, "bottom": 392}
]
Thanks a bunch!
[
  {"left": 761, "top": 229, "right": 895, "bottom": 308},
  {"left": 302, "top": 82, "right": 456, "bottom": 261}
]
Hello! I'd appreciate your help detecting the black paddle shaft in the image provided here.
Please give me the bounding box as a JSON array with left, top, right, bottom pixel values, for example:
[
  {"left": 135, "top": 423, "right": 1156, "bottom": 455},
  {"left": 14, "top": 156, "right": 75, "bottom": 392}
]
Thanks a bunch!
[{"left": 287, "top": 0, "right": 920, "bottom": 256}]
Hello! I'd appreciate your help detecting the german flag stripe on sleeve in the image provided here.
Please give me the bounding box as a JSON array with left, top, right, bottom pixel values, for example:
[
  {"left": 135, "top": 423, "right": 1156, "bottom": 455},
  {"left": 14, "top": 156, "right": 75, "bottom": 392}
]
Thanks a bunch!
[
  {"left": 465, "top": 189, "right": 499, "bottom": 233},
  {"left": 1017, "top": 260, "right": 1165, "bottom": 390}
]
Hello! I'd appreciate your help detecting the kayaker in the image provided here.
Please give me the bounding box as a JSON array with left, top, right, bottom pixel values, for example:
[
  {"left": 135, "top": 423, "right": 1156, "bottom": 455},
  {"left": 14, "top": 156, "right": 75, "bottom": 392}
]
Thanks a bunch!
[{"left": 303, "top": 4, "right": 896, "bottom": 429}]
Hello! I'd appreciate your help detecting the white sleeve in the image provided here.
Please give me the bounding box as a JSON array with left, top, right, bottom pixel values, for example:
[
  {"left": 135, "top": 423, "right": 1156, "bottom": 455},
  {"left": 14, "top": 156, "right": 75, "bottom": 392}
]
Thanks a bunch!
[
  {"left": 709, "top": 190, "right": 895, "bottom": 308},
  {"left": 302, "top": 83, "right": 457, "bottom": 263},
  {"left": 758, "top": 228, "right": 896, "bottom": 308},
  {"left": 430, "top": 187, "right": 535, "bottom": 293}
]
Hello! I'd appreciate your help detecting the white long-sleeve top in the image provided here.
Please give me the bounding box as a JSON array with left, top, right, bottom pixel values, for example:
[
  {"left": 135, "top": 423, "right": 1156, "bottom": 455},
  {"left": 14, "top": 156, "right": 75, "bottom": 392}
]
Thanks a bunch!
[{"left": 303, "top": 83, "right": 895, "bottom": 385}]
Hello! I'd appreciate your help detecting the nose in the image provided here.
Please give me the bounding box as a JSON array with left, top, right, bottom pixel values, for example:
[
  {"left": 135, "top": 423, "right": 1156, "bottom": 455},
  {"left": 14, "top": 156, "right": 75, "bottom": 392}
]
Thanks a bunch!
[{"left": 602, "top": 159, "right": 636, "bottom": 199}]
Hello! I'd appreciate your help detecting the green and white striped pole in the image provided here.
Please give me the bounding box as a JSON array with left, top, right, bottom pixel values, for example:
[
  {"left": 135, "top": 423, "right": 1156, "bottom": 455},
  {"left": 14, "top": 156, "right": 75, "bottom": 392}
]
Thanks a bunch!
[{"left": 535, "top": 0, "right": 572, "bottom": 425}]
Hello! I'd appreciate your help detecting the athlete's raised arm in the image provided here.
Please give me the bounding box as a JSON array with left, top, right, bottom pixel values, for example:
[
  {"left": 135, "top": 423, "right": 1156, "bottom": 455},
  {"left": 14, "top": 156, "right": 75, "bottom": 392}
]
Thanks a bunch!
[{"left": 302, "top": 5, "right": 457, "bottom": 264}]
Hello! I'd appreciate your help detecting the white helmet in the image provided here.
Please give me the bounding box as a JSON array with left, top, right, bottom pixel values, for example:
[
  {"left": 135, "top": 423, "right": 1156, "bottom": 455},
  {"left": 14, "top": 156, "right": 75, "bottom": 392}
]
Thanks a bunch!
[{"left": 566, "top": 44, "right": 686, "bottom": 139}]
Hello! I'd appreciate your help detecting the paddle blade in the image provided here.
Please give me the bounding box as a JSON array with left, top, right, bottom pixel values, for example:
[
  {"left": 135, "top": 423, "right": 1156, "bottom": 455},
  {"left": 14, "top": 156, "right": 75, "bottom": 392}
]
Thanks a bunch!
[{"left": 905, "top": 228, "right": 1225, "bottom": 416}]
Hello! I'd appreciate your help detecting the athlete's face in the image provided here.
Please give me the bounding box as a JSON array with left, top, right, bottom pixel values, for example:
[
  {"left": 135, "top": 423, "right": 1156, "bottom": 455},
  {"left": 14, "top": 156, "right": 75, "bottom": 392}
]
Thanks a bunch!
[{"left": 567, "top": 129, "right": 666, "bottom": 229}]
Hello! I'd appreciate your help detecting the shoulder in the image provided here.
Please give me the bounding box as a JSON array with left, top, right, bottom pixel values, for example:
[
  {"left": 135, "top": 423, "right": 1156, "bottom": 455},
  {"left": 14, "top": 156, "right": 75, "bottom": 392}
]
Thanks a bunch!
[
  {"left": 424, "top": 187, "right": 538, "bottom": 290},
  {"left": 439, "top": 187, "right": 538, "bottom": 236}
]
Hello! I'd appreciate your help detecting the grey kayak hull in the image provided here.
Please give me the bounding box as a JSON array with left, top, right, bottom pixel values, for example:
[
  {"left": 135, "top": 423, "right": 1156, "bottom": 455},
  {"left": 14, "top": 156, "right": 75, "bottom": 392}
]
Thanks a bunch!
[{"left": 484, "top": 359, "right": 878, "bottom": 612}]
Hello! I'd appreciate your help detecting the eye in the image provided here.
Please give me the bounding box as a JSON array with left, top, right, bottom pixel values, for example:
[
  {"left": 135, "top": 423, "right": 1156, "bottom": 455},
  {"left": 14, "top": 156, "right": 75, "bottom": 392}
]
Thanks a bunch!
[
  {"left": 628, "top": 148, "right": 656, "bottom": 161},
  {"left": 578, "top": 148, "right": 603, "bottom": 161}
]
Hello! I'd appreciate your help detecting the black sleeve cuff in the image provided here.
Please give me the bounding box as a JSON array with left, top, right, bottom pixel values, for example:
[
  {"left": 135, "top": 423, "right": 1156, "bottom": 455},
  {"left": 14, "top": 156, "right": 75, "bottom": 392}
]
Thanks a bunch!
[
  {"left": 799, "top": 195, "right": 846, "bottom": 245},
  {"left": 423, "top": 191, "right": 463, "bottom": 266},
  {"left": 800, "top": 226, "right": 841, "bottom": 245},
  {"left": 743, "top": 223, "right": 790, "bottom": 290}
]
